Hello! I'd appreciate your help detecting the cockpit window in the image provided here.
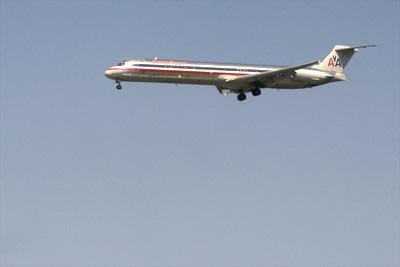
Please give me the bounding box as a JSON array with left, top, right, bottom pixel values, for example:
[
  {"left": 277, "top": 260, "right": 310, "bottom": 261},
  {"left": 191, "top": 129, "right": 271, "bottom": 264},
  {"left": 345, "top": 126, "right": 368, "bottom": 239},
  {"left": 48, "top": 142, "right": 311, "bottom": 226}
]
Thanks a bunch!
[{"left": 117, "top": 61, "right": 127, "bottom": 66}]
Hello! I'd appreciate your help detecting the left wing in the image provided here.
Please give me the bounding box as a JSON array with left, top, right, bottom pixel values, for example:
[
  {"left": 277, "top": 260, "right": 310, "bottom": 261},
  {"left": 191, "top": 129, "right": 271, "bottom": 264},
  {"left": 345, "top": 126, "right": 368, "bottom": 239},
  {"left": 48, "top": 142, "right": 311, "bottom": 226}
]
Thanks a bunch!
[{"left": 223, "top": 61, "right": 319, "bottom": 87}]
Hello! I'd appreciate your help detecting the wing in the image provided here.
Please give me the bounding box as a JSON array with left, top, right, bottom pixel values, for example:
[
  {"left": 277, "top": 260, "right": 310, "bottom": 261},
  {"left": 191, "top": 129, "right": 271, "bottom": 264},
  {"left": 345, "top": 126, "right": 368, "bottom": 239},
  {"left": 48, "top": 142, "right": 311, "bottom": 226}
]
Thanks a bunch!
[{"left": 222, "top": 61, "right": 320, "bottom": 89}]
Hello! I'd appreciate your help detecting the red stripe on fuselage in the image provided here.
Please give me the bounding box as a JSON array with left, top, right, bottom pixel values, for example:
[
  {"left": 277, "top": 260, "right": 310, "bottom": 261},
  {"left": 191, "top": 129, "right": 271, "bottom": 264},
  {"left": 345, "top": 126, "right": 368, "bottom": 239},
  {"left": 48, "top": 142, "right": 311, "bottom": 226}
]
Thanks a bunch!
[{"left": 107, "top": 67, "right": 250, "bottom": 77}]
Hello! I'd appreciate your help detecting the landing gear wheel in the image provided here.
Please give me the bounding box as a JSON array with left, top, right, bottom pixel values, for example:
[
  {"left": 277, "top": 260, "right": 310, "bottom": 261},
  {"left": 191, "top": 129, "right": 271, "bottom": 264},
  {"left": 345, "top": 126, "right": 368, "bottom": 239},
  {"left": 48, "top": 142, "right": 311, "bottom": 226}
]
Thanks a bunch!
[
  {"left": 116, "top": 81, "right": 122, "bottom": 90},
  {"left": 237, "top": 93, "right": 246, "bottom": 101},
  {"left": 252, "top": 88, "right": 261, "bottom": 96}
]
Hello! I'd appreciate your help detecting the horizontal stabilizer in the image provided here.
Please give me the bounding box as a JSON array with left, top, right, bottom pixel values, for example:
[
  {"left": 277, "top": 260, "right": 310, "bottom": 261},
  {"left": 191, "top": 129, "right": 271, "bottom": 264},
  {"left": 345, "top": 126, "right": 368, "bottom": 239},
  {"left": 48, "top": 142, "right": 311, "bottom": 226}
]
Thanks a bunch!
[{"left": 335, "top": 44, "right": 382, "bottom": 51}]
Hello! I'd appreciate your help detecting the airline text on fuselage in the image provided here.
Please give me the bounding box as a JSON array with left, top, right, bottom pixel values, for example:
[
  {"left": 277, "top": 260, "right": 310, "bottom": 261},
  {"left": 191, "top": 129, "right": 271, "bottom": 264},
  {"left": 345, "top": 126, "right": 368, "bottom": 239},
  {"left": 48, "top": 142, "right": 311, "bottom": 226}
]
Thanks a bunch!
[{"left": 152, "top": 60, "right": 187, "bottom": 66}]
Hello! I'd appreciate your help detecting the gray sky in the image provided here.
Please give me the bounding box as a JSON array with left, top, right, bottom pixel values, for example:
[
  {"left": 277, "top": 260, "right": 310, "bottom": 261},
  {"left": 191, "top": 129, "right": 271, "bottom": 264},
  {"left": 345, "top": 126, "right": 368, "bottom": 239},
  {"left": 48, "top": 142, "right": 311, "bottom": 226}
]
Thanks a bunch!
[{"left": 1, "top": 1, "right": 399, "bottom": 266}]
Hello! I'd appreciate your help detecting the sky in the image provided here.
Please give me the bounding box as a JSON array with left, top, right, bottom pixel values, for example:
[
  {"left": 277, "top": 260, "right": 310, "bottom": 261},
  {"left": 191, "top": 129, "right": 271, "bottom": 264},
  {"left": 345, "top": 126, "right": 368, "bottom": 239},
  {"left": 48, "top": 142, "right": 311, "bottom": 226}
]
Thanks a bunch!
[{"left": 1, "top": 1, "right": 399, "bottom": 266}]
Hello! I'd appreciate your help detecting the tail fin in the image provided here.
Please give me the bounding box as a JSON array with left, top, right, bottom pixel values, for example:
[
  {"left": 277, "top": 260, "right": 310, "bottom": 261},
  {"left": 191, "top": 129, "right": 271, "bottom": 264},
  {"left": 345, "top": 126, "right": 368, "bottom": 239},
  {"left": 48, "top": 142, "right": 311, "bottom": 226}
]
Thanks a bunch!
[{"left": 313, "top": 44, "right": 381, "bottom": 73}]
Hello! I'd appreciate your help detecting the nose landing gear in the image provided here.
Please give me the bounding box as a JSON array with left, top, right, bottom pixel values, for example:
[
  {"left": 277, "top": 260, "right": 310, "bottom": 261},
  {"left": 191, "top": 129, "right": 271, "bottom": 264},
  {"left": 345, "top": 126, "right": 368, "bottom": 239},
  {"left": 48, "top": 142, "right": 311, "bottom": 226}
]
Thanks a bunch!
[{"left": 116, "top": 81, "right": 122, "bottom": 90}]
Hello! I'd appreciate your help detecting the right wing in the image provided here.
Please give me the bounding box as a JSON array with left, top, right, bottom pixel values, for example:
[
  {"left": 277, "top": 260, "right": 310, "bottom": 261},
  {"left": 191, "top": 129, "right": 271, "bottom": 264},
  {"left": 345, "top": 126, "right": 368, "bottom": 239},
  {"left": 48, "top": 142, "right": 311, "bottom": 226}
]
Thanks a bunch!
[{"left": 222, "top": 61, "right": 319, "bottom": 88}]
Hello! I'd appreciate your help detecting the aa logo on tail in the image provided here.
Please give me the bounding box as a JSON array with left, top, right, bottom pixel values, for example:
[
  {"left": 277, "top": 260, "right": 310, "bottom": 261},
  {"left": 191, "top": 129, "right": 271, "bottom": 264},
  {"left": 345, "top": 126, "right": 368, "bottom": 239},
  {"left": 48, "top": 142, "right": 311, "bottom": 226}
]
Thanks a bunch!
[{"left": 328, "top": 55, "right": 342, "bottom": 67}]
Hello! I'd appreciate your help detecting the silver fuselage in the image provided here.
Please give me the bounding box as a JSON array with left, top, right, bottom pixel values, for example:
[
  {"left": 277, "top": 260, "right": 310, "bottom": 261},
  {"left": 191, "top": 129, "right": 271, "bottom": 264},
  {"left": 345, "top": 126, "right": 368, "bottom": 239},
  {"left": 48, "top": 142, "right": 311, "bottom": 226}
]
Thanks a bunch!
[{"left": 105, "top": 58, "right": 346, "bottom": 91}]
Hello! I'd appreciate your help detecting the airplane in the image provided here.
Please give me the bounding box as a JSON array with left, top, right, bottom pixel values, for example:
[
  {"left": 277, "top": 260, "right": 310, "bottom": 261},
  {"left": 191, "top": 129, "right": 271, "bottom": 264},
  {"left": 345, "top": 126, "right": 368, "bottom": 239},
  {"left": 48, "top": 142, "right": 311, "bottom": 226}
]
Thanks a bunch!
[{"left": 105, "top": 44, "right": 380, "bottom": 101}]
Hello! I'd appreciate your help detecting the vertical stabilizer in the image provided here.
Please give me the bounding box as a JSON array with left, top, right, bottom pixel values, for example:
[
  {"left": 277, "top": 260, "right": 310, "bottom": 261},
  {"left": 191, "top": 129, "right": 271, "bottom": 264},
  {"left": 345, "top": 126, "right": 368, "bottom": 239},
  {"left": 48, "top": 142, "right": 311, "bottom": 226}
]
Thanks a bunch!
[{"left": 313, "top": 44, "right": 381, "bottom": 73}]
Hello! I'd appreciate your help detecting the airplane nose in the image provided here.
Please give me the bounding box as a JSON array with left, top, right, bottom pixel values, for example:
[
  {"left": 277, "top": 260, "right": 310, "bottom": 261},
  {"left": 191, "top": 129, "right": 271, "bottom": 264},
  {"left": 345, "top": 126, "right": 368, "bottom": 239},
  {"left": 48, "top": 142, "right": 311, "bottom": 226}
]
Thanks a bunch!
[{"left": 105, "top": 69, "right": 113, "bottom": 78}]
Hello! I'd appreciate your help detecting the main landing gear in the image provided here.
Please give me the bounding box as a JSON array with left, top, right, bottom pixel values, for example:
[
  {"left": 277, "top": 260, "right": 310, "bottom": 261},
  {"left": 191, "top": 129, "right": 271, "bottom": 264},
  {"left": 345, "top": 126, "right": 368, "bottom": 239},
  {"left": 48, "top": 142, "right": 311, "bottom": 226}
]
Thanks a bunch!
[
  {"left": 252, "top": 88, "right": 261, "bottom": 96},
  {"left": 116, "top": 81, "right": 122, "bottom": 90},
  {"left": 237, "top": 88, "right": 261, "bottom": 101},
  {"left": 237, "top": 93, "right": 246, "bottom": 101}
]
